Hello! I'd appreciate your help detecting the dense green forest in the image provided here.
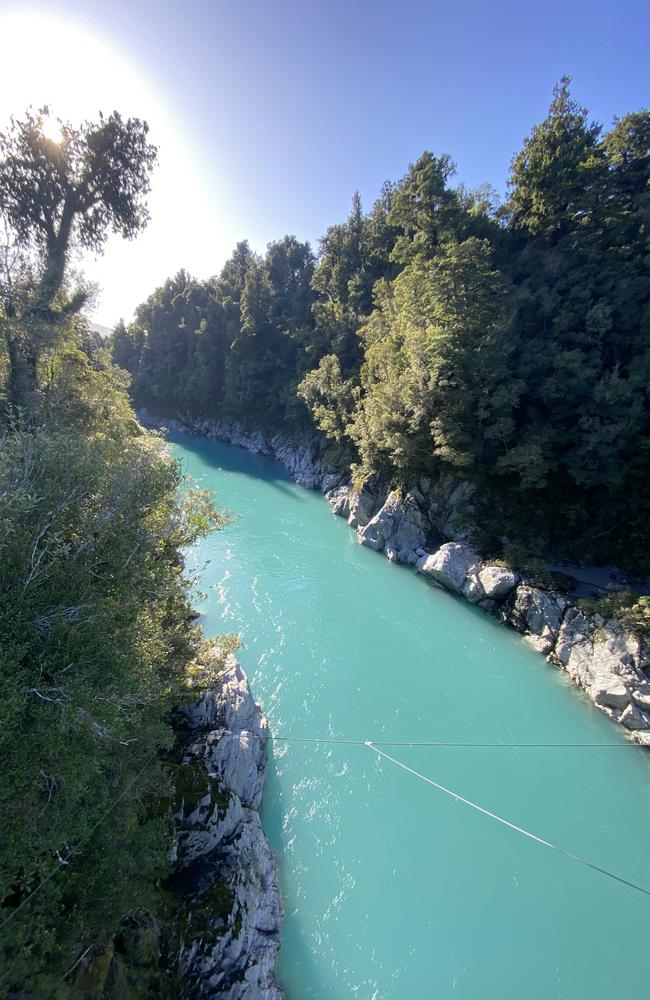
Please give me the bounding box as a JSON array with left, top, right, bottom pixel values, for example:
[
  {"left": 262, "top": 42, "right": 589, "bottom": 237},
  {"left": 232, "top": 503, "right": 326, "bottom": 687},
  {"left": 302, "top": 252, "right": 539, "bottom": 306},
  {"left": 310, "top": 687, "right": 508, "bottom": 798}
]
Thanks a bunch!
[
  {"left": 0, "top": 109, "right": 226, "bottom": 995},
  {"left": 114, "top": 80, "right": 650, "bottom": 573},
  {"left": 1, "top": 79, "right": 648, "bottom": 993}
]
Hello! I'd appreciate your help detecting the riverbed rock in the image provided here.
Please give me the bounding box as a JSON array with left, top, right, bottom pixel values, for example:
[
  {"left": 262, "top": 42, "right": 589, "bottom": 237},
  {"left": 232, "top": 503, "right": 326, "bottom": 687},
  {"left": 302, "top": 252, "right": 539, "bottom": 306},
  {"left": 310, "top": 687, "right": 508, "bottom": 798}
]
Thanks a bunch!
[
  {"left": 551, "top": 611, "right": 650, "bottom": 721},
  {"left": 320, "top": 473, "right": 343, "bottom": 494},
  {"left": 507, "top": 585, "right": 567, "bottom": 653},
  {"left": 619, "top": 704, "right": 650, "bottom": 730},
  {"left": 325, "top": 484, "right": 352, "bottom": 518},
  {"left": 356, "top": 494, "right": 395, "bottom": 552},
  {"left": 358, "top": 490, "right": 428, "bottom": 564},
  {"left": 271, "top": 436, "right": 326, "bottom": 490},
  {"left": 175, "top": 656, "right": 283, "bottom": 998},
  {"left": 416, "top": 542, "right": 480, "bottom": 592},
  {"left": 185, "top": 657, "right": 268, "bottom": 810},
  {"left": 631, "top": 688, "right": 650, "bottom": 713},
  {"left": 347, "top": 481, "right": 387, "bottom": 530},
  {"left": 462, "top": 572, "right": 484, "bottom": 604},
  {"left": 175, "top": 773, "right": 244, "bottom": 868},
  {"left": 524, "top": 633, "right": 555, "bottom": 655},
  {"left": 592, "top": 678, "right": 631, "bottom": 710},
  {"left": 230, "top": 426, "right": 271, "bottom": 455},
  {"left": 552, "top": 608, "right": 592, "bottom": 667},
  {"left": 478, "top": 566, "right": 519, "bottom": 600}
]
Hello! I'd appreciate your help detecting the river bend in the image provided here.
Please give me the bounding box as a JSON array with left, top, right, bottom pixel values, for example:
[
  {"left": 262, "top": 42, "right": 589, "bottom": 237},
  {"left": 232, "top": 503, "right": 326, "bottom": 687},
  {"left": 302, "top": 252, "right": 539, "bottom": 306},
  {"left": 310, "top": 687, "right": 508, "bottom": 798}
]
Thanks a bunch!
[{"left": 172, "top": 431, "right": 650, "bottom": 1000}]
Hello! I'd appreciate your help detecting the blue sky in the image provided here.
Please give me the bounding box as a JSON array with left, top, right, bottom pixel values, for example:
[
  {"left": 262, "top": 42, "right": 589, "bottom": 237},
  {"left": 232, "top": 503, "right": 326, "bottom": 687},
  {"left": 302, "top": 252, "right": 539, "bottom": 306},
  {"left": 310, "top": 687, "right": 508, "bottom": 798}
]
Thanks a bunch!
[{"left": 1, "top": 0, "right": 648, "bottom": 324}]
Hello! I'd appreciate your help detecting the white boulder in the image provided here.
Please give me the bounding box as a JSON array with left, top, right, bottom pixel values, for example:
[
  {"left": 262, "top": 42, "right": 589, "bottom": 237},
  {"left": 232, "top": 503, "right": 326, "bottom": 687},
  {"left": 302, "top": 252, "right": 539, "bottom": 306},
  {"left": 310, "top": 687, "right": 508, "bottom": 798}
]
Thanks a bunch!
[
  {"left": 478, "top": 565, "right": 519, "bottom": 600},
  {"left": 509, "top": 586, "right": 567, "bottom": 652},
  {"left": 416, "top": 542, "right": 480, "bottom": 592}
]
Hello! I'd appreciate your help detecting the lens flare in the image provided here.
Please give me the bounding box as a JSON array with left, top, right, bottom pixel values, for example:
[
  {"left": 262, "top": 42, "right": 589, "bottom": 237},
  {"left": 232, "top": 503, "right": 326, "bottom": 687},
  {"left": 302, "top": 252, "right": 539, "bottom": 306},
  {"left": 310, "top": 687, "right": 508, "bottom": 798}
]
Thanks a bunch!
[{"left": 41, "top": 116, "right": 63, "bottom": 144}]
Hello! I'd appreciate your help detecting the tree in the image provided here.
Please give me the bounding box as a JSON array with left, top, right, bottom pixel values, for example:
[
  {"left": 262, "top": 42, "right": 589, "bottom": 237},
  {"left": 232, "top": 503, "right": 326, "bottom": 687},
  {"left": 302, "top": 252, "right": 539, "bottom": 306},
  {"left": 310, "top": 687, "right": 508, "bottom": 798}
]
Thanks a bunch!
[
  {"left": 0, "top": 359, "right": 226, "bottom": 995},
  {"left": 347, "top": 238, "right": 521, "bottom": 480},
  {"left": 0, "top": 106, "right": 157, "bottom": 412},
  {"left": 0, "top": 105, "right": 236, "bottom": 994},
  {"left": 297, "top": 353, "right": 357, "bottom": 443},
  {"left": 310, "top": 190, "right": 398, "bottom": 374},
  {"left": 507, "top": 77, "right": 602, "bottom": 239},
  {"left": 112, "top": 81, "right": 650, "bottom": 570},
  {"left": 387, "top": 152, "right": 462, "bottom": 262}
]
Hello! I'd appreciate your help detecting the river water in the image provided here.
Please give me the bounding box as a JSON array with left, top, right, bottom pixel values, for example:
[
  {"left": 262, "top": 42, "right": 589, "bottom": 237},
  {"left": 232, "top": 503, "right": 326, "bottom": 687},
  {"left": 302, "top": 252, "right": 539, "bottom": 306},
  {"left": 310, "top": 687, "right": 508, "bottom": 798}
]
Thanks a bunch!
[{"left": 171, "top": 431, "right": 650, "bottom": 1000}]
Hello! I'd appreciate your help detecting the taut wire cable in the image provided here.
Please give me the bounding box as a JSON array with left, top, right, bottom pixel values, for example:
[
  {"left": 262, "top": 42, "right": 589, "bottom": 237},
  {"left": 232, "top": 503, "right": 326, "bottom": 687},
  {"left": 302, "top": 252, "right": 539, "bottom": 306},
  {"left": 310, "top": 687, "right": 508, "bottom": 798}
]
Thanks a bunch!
[{"left": 365, "top": 741, "right": 650, "bottom": 898}]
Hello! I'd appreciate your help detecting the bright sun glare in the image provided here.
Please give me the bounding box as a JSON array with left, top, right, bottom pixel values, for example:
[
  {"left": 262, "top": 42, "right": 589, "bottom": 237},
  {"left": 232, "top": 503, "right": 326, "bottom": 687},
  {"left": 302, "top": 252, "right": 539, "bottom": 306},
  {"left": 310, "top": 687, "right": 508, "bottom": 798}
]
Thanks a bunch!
[
  {"left": 41, "top": 116, "right": 63, "bottom": 144},
  {"left": 0, "top": 7, "right": 227, "bottom": 327},
  {"left": 0, "top": 12, "right": 160, "bottom": 141}
]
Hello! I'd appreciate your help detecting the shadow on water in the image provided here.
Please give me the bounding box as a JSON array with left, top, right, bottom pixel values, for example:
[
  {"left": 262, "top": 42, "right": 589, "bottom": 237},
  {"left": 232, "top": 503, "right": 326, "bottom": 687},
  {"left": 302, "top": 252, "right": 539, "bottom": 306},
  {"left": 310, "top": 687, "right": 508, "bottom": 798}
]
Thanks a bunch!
[{"left": 167, "top": 429, "right": 305, "bottom": 501}]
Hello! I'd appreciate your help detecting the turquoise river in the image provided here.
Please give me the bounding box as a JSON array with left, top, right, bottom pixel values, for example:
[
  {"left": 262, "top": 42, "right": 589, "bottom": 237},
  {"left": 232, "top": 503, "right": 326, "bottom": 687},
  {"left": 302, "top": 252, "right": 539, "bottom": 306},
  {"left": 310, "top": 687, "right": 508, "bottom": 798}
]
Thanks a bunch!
[{"left": 172, "top": 431, "right": 650, "bottom": 1000}]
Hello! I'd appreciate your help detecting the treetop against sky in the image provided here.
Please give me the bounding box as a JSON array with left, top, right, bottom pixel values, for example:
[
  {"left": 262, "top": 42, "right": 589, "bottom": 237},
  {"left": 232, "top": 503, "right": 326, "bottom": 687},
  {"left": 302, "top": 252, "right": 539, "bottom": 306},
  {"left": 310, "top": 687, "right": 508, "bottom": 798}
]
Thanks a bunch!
[{"left": 0, "top": 0, "right": 648, "bottom": 326}]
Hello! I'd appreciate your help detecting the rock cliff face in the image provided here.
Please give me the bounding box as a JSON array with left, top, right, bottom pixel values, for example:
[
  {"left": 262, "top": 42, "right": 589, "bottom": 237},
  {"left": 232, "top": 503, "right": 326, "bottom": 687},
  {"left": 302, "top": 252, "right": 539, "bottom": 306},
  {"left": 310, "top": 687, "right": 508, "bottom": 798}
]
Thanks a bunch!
[
  {"left": 358, "top": 489, "right": 427, "bottom": 563},
  {"left": 145, "top": 410, "right": 650, "bottom": 747},
  {"left": 171, "top": 655, "right": 284, "bottom": 999},
  {"left": 154, "top": 414, "right": 337, "bottom": 492}
]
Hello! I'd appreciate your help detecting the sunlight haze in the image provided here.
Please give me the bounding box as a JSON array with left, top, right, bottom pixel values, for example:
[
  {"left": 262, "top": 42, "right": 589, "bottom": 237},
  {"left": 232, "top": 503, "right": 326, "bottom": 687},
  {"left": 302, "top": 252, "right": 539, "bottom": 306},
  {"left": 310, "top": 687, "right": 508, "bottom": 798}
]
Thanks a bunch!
[{"left": 0, "top": 8, "right": 230, "bottom": 326}]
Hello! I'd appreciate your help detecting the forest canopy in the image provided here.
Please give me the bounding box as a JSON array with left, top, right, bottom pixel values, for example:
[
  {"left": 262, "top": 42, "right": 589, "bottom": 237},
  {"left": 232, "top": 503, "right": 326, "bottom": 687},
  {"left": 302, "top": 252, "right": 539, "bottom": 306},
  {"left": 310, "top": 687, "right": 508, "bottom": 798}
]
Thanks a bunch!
[{"left": 114, "top": 80, "right": 650, "bottom": 572}]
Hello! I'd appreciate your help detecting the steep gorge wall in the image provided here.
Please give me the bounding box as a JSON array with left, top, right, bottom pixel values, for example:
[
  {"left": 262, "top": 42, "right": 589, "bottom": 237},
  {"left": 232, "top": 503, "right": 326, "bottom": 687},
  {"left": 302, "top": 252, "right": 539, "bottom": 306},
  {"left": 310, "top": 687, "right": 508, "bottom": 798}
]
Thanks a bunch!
[{"left": 172, "top": 654, "right": 284, "bottom": 999}]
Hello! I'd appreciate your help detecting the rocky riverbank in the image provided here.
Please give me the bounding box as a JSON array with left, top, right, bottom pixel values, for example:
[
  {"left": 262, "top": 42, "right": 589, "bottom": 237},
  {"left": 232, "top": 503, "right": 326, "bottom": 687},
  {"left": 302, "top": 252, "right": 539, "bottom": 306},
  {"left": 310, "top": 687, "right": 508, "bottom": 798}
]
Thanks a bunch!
[
  {"left": 339, "top": 490, "right": 650, "bottom": 745},
  {"left": 147, "top": 411, "right": 650, "bottom": 746},
  {"left": 171, "top": 653, "right": 284, "bottom": 999}
]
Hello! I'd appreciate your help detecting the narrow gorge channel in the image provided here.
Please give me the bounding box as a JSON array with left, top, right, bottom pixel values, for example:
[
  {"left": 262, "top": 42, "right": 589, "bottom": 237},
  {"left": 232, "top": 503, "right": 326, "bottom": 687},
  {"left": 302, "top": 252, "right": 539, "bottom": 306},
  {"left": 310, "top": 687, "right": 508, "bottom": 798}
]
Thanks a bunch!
[{"left": 173, "top": 430, "right": 650, "bottom": 1000}]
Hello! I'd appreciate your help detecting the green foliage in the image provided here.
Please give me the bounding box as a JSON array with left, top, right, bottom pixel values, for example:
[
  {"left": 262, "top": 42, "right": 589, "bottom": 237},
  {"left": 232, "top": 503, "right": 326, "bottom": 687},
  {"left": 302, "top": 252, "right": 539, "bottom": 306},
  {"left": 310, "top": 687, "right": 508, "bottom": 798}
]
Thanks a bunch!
[
  {"left": 349, "top": 238, "right": 522, "bottom": 480},
  {"left": 387, "top": 152, "right": 462, "bottom": 262},
  {"left": 0, "top": 107, "right": 157, "bottom": 417},
  {"left": 118, "top": 237, "right": 317, "bottom": 430},
  {"left": 0, "top": 107, "right": 157, "bottom": 258},
  {"left": 507, "top": 76, "right": 602, "bottom": 238},
  {"left": 114, "top": 193, "right": 400, "bottom": 432},
  {"left": 0, "top": 355, "right": 227, "bottom": 994},
  {"left": 493, "top": 544, "right": 554, "bottom": 588},
  {"left": 0, "top": 107, "right": 231, "bottom": 996},
  {"left": 116, "top": 80, "right": 650, "bottom": 573},
  {"left": 297, "top": 354, "right": 356, "bottom": 444},
  {"left": 579, "top": 590, "right": 650, "bottom": 640}
]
